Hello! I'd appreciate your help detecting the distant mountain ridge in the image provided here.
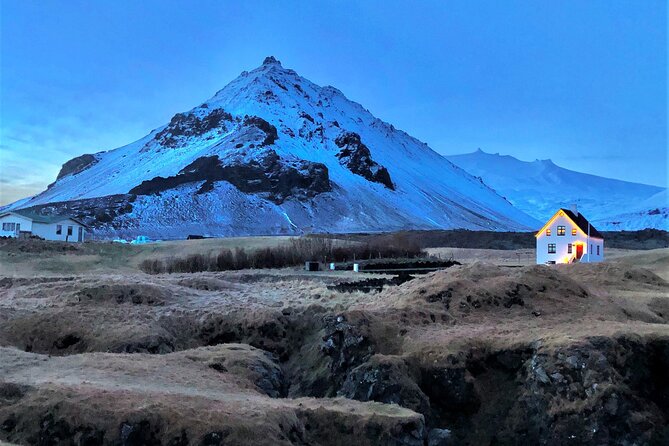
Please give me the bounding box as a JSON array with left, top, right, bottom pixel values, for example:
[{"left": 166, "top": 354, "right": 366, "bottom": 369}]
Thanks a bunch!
[
  {"left": 446, "top": 149, "right": 667, "bottom": 230},
  {"left": 3, "top": 57, "right": 539, "bottom": 239}
]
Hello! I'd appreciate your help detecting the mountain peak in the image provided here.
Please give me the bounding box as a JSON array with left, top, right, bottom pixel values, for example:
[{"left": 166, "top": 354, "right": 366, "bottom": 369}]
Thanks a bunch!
[
  {"left": 262, "top": 56, "right": 282, "bottom": 66},
  {"left": 12, "top": 57, "right": 541, "bottom": 236}
]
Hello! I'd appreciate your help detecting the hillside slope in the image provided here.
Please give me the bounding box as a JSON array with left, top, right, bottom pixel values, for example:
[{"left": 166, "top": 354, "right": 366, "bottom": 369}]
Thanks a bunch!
[
  {"left": 5, "top": 57, "right": 538, "bottom": 239},
  {"left": 446, "top": 149, "right": 666, "bottom": 230}
]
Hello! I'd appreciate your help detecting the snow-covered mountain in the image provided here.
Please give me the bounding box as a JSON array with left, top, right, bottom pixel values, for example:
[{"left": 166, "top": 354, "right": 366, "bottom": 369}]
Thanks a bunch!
[
  {"left": 5, "top": 57, "right": 539, "bottom": 239},
  {"left": 446, "top": 149, "right": 667, "bottom": 230},
  {"left": 595, "top": 190, "right": 668, "bottom": 231}
]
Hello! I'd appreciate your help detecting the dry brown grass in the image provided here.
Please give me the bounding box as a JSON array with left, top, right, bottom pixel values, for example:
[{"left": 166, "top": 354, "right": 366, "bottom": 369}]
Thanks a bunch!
[{"left": 1, "top": 246, "right": 668, "bottom": 444}]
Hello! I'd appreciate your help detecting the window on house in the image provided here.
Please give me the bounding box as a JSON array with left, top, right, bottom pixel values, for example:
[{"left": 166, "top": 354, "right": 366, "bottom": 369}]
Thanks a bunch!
[
  {"left": 557, "top": 226, "right": 565, "bottom": 236},
  {"left": 546, "top": 229, "right": 551, "bottom": 236},
  {"left": 590, "top": 244, "right": 593, "bottom": 254},
  {"left": 56, "top": 225, "right": 62, "bottom": 235},
  {"left": 597, "top": 245, "right": 600, "bottom": 255},
  {"left": 67, "top": 226, "right": 73, "bottom": 236},
  {"left": 2, "top": 223, "right": 16, "bottom": 231},
  {"left": 567, "top": 244, "right": 572, "bottom": 254},
  {"left": 548, "top": 243, "right": 556, "bottom": 254},
  {"left": 571, "top": 228, "right": 577, "bottom": 236}
]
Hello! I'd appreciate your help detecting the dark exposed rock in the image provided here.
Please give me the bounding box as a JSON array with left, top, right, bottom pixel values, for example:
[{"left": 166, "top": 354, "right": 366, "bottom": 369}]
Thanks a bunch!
[
  {"left": 129, "top": 152, "right": 331, "bottom": 204},
  {"left": 53, "top": 333, "right": 81, "bottom": 350},
  {"left": 14, "top": 194, "right": 135, "bottom": 229},
  {"left": 206, "top": 350, "right": 285, "bottom": 398},
  {"left": 120, "top": 420, "right": 160, "bottom": 446},
  {"left": 419, "top": 366, "right": 481, "bottom": 423},
  {"left": 299, "top": 111, "right": 315, "bottom": 123},
  {"left": 340, "top": 356, "right": 431, "bottom": 416},
  {"left": 328, "top": 274, "right": 416, "bottom": 293},
  {"left": 242, "top": 116, "right": 278, "bottom": 146},
  {"left": 1, "top": 417, "right": 16, "bottom": 432},
  {"left": 154, "top": 108, "right": 233, "bottom": 148},
  {"left": 0, "top": 383, "right": 29, "bottom": 404},
  {"left": 319, "top": 314, "right": 375, "bottom": 392},
  {"left": 270, "top": 77, "right": 288, "bottom": 92},
  {"left": 56, "top": 154, "right": 98, "bottom": 180},
  {"left": 119, "top": 337, "right": 175, "bottom": 354},
  {"left": 294, "top": 405, "right": 425, "bottom": 446},
  {"left": 263, "top": 56, "right": 281, "bottom": 65},
  {"left": 200, "top": 430, "right": 230, "bottom": 445},
  {"left": 427, "top": 428, "right": 454, "bottom": 446},
  {"left": 495, "top": 337, "right": 669, "bottom": 446},
  {"left": 167, "top": 430, "right": 189, "bottom": 446},
  {"left": 38, "top": 414, "right": 73, "bottom": 446},
  {"left": 334, "top": 131, "right": 394, "bottom": 190}
]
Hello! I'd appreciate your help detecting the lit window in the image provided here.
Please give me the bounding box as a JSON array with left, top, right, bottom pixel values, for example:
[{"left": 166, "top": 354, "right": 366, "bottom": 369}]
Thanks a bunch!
[
  {"left": 546, "top": 229, "right": 551, "bottom": 236},
  {"left": 548, "top": 243, "right": 556, "bottom": 254},
  {"left": 56, "top": 225, "right": 62, "bottom": 235},
  {"left": 67, "top": 226, "right": 73, "bottom": 236},
  {"left": 567, "top": 244, "right": 572, "bottom": 254},
  {"left": 571, "top": 228, "right": 577, "bottom": 236},
  {"left": 557, "top": 226, "right": 565, "bottom": 236}
]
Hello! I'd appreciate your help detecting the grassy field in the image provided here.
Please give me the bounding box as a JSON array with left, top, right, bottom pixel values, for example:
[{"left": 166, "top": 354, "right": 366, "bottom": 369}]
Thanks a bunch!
[
  {"left": 0, "top": 236, "right": 294, "bottom": 276},
  {"left": 2, "top": 230, "right": 668, "bottom": 277},
  {"left": 1, "top": 231, "right": 668, "bottom": 444}
]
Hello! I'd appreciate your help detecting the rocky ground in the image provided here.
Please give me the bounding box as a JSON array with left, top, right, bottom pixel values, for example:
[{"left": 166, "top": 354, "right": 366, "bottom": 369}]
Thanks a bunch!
[{"left": 0, "top": 241, "right": 668, "bottom": 445}]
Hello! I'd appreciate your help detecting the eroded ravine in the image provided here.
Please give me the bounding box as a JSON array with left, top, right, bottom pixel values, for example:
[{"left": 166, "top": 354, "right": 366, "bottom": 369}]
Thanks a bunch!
[{"left": 1, "top": 262, "right": 668, "bottom": 445}]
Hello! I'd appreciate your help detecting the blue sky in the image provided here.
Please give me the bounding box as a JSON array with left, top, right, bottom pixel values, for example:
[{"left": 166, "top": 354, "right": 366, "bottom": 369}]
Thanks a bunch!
[{"left": 1, "top": 0, "right": 666, "bottom": 205}]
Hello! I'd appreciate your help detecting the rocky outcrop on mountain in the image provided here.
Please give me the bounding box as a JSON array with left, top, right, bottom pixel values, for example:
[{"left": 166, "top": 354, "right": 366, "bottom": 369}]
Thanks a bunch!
[
  {"left": 16, "top": 194, "right": 134, "bottom": 228},
  {"left": 55, "top": 154, "right": 98, "bottom": 180},
  {"left": 129, "top": 152, "right": 330, "bottom": 203},
  {"left": 153, "top": 107, "right": 234, "bottom": 148},
  {"left": 242, "top": 116, "right": 278, "bottom": 146},
  {"left": 335, "top": 132, "right": 394, "bottom": 190}
]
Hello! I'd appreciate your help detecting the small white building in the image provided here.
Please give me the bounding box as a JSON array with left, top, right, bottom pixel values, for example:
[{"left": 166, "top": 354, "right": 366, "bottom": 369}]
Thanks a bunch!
[
  {"left": 0, "top": 210, "right": 88, "bottom": 242},
  {"left": 535, "top": 207, "right": 603, "bottom": 264}
]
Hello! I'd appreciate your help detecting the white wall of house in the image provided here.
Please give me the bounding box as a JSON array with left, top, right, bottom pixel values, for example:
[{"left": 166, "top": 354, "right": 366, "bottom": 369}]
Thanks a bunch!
[
  {"left": 0, "top": 213, "right": 33, "bottom": 238},
  {"left": 32, "top": 220, "right": 86, "bottom": 242},
  {"left": 536, "top": 212, "right": 604, "bottom": 264}
]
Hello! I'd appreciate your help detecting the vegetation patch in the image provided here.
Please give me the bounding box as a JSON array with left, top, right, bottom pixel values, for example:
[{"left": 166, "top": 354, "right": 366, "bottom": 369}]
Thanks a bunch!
[{"left": 139, "top": 236, "right": 424, "bottom": 274}]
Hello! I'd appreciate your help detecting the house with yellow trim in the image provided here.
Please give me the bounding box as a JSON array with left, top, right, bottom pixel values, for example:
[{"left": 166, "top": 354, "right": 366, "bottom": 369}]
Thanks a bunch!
[{"left": 535, "top": 206, "right": 603, "bottom": 264}]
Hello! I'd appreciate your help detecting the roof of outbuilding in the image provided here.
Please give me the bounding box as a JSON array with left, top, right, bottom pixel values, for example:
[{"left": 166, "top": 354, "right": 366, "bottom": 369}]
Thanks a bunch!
[{"left": 1, "top": 210, "right": 89, "bottom": 228}]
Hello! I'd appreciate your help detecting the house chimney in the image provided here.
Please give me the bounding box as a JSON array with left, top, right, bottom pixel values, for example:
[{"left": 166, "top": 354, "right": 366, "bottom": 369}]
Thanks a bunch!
[{"left": 570, "top": 204, "right": 578, "bottom": 216}]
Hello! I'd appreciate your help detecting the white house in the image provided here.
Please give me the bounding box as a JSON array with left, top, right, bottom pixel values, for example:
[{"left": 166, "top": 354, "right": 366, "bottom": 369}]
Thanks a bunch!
[
  {"left": 0, "top": 210, "right": 88, "bottom": 242},
  {"left": 535, "top": 207, "right": 603, "bottom": 264}
]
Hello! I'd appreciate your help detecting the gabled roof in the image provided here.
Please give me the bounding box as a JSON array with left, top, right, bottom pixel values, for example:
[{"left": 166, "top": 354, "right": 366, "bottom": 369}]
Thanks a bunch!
[
  {"left": 560, "top": 208, "right": 603, "bottom": 239},
  {"left": 1, "top": 210, "right": 89, "bottom": 228},
  {"left": 535, "top": 208, "right": 603, "bottom": 239}
]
